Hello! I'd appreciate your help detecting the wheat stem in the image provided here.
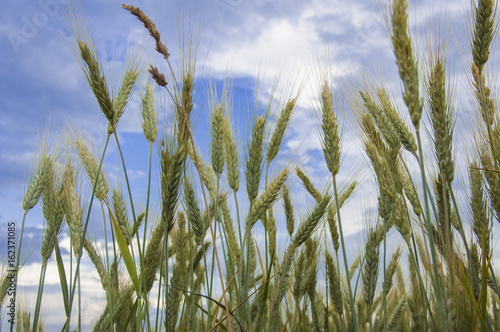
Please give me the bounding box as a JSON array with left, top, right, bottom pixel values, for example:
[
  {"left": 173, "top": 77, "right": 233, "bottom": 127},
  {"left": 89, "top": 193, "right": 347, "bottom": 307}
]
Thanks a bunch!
[
  {"left": 416, "top": 129, "right": 448, "bottom": 331},
  {"left": 66, "top": 133, "right": 110, "bottom": 331}
]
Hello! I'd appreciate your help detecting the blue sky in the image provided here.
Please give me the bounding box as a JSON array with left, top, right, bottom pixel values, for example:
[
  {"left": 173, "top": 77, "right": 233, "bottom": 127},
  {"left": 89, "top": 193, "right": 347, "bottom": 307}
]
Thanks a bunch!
[{"left": 0, "top": 0, "right": 492, "bottom": 329}]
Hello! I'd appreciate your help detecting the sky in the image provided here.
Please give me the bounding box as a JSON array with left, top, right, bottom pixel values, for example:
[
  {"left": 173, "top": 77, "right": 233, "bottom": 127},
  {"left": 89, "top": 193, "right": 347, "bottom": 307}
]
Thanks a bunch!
[{"left": 0, "top": 0, "right": 495, "bottom": 330}]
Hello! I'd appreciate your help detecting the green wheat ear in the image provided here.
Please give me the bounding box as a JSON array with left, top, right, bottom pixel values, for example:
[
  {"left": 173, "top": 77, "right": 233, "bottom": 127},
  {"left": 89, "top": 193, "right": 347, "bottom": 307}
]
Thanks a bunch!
[{"left": 246, "top": 115, "right": 266, "bottom": 201}]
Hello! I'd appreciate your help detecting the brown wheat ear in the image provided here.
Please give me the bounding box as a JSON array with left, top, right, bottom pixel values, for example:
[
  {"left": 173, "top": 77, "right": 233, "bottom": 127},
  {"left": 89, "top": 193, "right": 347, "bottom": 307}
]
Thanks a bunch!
[
  {"left": 122, "top": 4, "right": 170, "bottom": 60},
  {"left": 149, "top": 65, "right": 167, "bottom": 87}
]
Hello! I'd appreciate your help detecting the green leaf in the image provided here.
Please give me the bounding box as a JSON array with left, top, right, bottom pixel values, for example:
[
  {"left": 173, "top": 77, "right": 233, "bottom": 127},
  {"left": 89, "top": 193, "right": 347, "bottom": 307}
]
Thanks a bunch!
[
  {"left": 109, "top": 205, "right": 140, "bottom": 294},
  {"left": 54, "top": 240, "right": 70, "bottom": 317}
]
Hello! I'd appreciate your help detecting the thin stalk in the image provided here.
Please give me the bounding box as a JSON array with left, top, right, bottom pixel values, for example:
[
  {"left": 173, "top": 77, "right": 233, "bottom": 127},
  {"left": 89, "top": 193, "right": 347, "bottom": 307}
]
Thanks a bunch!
[
  {"left": 332, "top": 177, "right": 359, "bottom": 332},
  {"left": 78, "top": 271, "right": 81, "bottom": 332},
  {"left": 232, "top": 191, "right": 245, "bottom": 311},
  {"left": 264, "top": 165, "right": 269, "bottom": 270},
  {"left": 325, "top": 256, "right": 330, "bottom": 332},
  {"left": 335, "top": 251, "right": 346, "bottom": 332},
  {"left": 164, "top": 231, "right": 170, "bottom": 332},
  {"left": 154, "top": 233, "right": 164, "bottom": 332},
  {"left": 233, "top": 192, "right": 244, "bottom": 260},
  {"left": 66, "top": 133, "right": 111, "bottom": 332},
  {"left": 243, "top": 199, "right": 254, "bottom": 330},
  {"left": 202, "top": 240, "right": 213, "bottom": 329},
  {"left": 32, "top": 260, "right": 48, "bottom": 332},
  {"left": 112, "top": 131, "right": 149, "bottom": 330},
  {"left": 100, "top": 202, "right": 113, "bottom": 331},
  {"left": 383, "top": 221, "right": 387, "bottom": 332},
  {"left": 187, "top": 215, "right": 196, "bottom": 329},
  {"left": 415, "top": 129, "right": 447, "bottom": 332},
  {"left": 209, "top": 181, "right": 222, "bottom": 300},
  {"left": 140, "top": 142, "right": 153, "bottom": 332}
]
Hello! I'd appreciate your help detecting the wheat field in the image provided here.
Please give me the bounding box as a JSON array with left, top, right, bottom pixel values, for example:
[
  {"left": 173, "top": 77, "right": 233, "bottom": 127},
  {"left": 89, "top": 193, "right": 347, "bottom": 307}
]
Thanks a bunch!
[{"left": 2, "top": 0, "right": 500, "bottom": 331}]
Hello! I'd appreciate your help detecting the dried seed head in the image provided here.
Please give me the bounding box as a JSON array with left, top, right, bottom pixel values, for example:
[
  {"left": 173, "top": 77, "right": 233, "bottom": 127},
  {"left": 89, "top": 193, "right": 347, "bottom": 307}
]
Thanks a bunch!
[
  {"left": 148, "top": 65, "right": 167, "bottom": 87},
  {"left": 122, "top": 4, "right": 170, "bottom": 60}
]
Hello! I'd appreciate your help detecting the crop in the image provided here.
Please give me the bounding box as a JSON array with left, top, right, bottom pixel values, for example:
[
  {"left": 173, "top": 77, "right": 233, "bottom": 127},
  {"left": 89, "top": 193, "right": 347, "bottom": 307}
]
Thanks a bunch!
[{"left": 5, "top": 0, "right": 500, "bottom": 331}]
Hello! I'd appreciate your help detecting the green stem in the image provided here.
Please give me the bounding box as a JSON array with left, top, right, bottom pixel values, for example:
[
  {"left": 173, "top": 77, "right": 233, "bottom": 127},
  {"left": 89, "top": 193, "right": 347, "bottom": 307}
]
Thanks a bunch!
[
  {"left": 164, "top": 231, "right": 170, "bottom": 332},
  {"left": 233, "top": 191, "right": 244, "bottom": 262},
  {"left": 244, "top": 199, "right": 254, "bottom": 330},
  {"left": 416, "top": 129, "right": 448, "bottom": 332},
  {"left": 335, "top": 251, "right": 345, "bottom": 332},
  {"left": 141, "top": 143, "right": 154, "bottom": 332},
  {"left": 332, "top": 177, "right": 359, "bottom": 332},
  {"left": 78, "top": 272, "right": 81, "bottom": 332},
  {"left": 112, "top": 131, "right": 148, "bottom": 330},
  {"left": 186, "top": 213, "right": 196, "bottom": 330},
  {"left": 32, "top": 259, "right": 48, "bottom": 332},
  {"left": 66, "top": 133, "right": 111, "bottom": 332},
  {"left": 100, "top": 202, "right": 113, "bottom": 330},
  {"left": 154, "top": 232, "right": 164, "bottom": 332},
  {"left": 383, "top": 220, "right": 387, "bottom": 332}
]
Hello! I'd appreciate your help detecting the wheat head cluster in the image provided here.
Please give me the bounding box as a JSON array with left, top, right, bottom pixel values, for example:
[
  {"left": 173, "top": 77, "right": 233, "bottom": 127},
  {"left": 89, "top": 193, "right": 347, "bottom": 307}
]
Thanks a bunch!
[{"left": 2, "top": 0, "right": 500, "bottom": 331}]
